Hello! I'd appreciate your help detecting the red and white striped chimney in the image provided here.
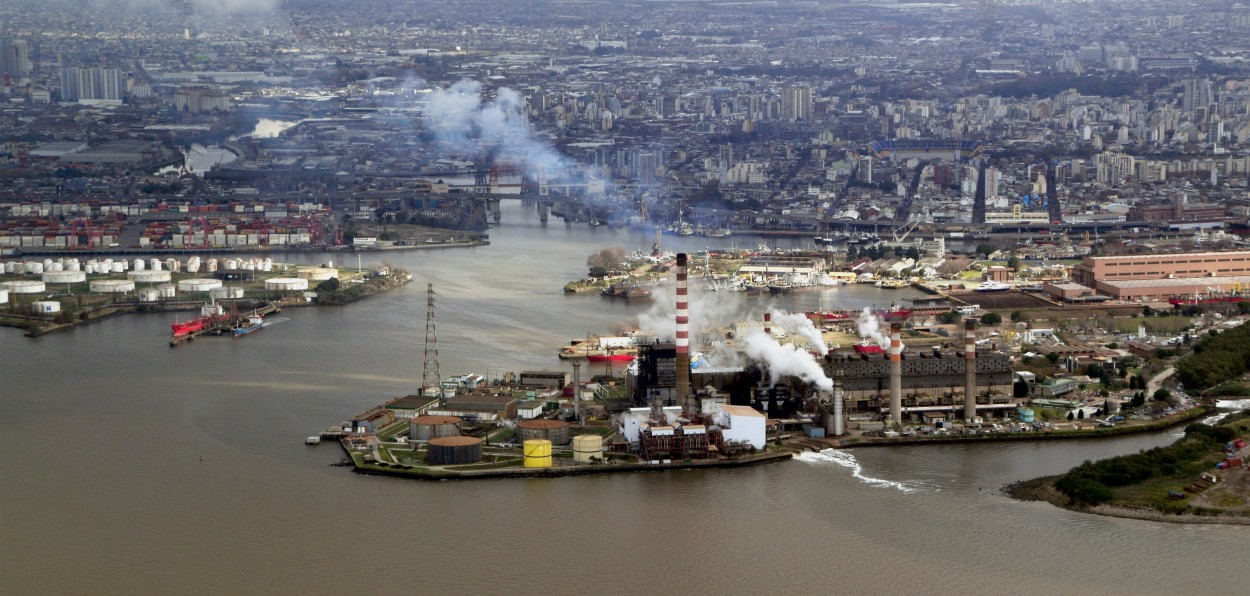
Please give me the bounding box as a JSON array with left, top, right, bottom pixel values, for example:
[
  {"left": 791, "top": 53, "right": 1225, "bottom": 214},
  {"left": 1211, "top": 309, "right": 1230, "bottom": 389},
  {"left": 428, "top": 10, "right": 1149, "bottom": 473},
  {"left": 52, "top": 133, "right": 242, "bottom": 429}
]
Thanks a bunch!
[
  {"left": 675, "top": 253, "right": 691, "bottom": 403},
  {"left": 889, "top": 322, "right": 902, "bottom": 426},
  {"left": 763, "top": 311, "right": 772, "bottom": 337}
]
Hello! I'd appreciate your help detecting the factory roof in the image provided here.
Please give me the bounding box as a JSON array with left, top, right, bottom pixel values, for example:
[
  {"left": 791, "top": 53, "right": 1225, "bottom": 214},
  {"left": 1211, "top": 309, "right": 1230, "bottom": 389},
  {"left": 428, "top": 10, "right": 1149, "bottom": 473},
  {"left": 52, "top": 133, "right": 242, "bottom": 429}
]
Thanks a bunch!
[
  {"left": 385, "top": 394, "right": 440, "bottom": 410},
  {"left": 720, "top": 405, "right": 764, "bottom": 417},
  {"left": 1097, "top": 274, "right": 1250, "bottom": 289}
]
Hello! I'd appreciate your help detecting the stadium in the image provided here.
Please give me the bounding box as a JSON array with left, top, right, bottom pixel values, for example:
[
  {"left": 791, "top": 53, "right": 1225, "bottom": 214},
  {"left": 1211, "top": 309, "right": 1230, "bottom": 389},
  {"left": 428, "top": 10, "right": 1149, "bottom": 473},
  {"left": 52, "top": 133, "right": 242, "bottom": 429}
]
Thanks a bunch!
[{"left": 867, "top": 139, "right": 985, "bottom": 161}]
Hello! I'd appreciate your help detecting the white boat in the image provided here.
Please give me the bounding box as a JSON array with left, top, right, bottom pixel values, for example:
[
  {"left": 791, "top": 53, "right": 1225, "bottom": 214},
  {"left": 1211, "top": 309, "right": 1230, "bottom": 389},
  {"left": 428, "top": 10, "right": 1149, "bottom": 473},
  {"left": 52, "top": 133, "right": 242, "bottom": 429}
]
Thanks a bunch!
[
  {"left": 305, "top": 436, "right": 321, "bottom": 445},
  {"left": 976, "top": 281, "right": 1011, "bottom": 292}
]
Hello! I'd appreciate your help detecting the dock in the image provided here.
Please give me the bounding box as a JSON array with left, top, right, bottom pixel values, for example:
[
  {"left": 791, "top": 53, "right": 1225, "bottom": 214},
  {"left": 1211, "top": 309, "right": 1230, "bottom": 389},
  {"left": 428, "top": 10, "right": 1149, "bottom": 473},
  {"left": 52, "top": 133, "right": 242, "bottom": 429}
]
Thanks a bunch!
[{"left": 169, "top": 302, "right": 281, "bottom": 347}]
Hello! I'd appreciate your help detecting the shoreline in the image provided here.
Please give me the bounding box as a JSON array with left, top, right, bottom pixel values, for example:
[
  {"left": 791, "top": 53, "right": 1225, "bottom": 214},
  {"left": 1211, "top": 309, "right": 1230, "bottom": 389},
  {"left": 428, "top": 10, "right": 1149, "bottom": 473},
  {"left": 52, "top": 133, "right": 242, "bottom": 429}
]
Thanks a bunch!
[
  {"left": 344, "top": 444, "right": 792, "bottom": 481},
  {"left": 4, "top": 239, "right": 487, "bottom": 259},
  {"left": 829, "top": 406, "right": 1210, "bottom": 449}
]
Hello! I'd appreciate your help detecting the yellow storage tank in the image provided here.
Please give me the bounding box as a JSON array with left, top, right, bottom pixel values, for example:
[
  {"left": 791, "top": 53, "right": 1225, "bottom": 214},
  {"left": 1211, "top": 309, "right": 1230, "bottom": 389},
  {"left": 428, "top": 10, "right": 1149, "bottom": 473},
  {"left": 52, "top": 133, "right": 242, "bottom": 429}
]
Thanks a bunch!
[
  {"left": 523, "top": 439, "right": 552, "bottom": 468},
  {"left": 572, "top": 435, "right": 603, "bottom": 464}
]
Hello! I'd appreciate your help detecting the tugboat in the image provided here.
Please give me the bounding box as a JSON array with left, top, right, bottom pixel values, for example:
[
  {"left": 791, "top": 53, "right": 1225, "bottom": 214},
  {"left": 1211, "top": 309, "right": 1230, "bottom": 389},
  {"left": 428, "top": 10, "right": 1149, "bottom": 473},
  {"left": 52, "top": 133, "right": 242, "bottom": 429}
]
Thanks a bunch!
[
  {"left": 232, "top": 315, "right": 265, "bottom": 337},
  {"left": 601, "top": 283, "right": 652, "bottom": 300}
]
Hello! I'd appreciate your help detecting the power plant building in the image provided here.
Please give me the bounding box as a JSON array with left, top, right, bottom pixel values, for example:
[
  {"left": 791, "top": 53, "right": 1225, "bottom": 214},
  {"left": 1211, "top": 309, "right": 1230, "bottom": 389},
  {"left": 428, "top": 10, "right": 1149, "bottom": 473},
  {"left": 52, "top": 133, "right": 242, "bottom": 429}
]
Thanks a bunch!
[{"left": 824, "top": 350, "right": 1015, "bottom": 422}]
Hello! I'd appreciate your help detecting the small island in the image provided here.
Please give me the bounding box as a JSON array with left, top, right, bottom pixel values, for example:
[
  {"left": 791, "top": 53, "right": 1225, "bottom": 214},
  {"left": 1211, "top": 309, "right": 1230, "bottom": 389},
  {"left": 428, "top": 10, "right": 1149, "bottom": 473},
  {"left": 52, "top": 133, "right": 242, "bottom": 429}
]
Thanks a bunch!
[{"left": 1008, "top": 408, "right": 1250, "bottom": 524}]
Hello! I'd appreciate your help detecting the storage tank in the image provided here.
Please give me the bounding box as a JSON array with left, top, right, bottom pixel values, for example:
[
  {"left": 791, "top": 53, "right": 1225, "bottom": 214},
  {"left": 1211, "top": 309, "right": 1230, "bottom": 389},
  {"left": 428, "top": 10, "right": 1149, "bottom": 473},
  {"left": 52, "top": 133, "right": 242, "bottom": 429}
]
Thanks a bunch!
[
  {"left": 43, "top": 270, "right": 86, "bottom": 284},
  {"left": 425, "top": 436, "right": 482, "bottom": 465},
  {"left": 66, "top": 259, "right": 81, "bottom": 272},
  {"left": 223, "top": 259, "right": 239, "bottom": 270},
  {"left": 138, "top": 288, "right": 159, "bottom": 302},
  {"left": 90, "top": 279, "right": 135, "bottom": 293},
  {"left": 129, "top": 270, "right": 172, "bottom": 283},
  {"left": 110, "top": 261, "right": 124, "bottom": 273},
  {"left": 2, "top": 280, "right": 46, "bottom": 294},
  {"left": 265, "top": 277, "right": 309, "bottom": 292},
  {"left": 516, "top": 419, "right": 571, "bottom": 446},
  {"left": 132, "top": 258, "right": 145, "bottom": 271},
  {"left": 260, "top": 258, "right": 273, "bottom": 272},
  {"left": 209, "top": 286, "right": 244, "bottom": 300},
  {"left": 408, "top": 415, "right": 463, "bottom": 442},
  {"left": 522, "top": 439, "right": 552, "bottom": 468},
  {"left": 32, "top": 300, "right": 61, "bottom": 314},
  {"left": 572, "top": 435, "right": 604, "bottom": 464},
  {"left": 178, "top": 278, "right": 223, "bottom": 293},
  {"left": 46, "top": 262, "right": 63, "bottom": 272},
  {"left": 205, "top": 258, "right": 218, "bottom": 273},
  {"left": 156, "top": 284, "right": 177, "bottom": 299},
  {"left": 25, "top": 262, "right": 43, "bottom": 274},
  {"left": 149, "top": 258, "right": 162, "bottom": 271},
  {"left": 185, "top": 257, "right": 201, "bottom": 274},
  {"left": 3, "top": 262, "right": 17, "bottom": 274},
  {"left": 0, "top": 289, "right": 8, "bottom": 305},
  {"left": 165, "top": 258, "right": 180, "bottom": 272},
  {"left": 296, "top": 267, "right": 338, "bottom": 282}
]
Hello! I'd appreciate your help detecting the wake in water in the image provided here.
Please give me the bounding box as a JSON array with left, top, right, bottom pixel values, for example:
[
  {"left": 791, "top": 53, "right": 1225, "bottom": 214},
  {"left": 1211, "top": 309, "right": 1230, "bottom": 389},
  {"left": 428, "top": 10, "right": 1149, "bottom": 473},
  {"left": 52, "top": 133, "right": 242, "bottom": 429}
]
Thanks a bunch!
[
  {"left": 794, "top": 449, "right": 925, "bottom": 493},
  {"left": 262, "top": 317, "right": 290, "bottom": 326}
]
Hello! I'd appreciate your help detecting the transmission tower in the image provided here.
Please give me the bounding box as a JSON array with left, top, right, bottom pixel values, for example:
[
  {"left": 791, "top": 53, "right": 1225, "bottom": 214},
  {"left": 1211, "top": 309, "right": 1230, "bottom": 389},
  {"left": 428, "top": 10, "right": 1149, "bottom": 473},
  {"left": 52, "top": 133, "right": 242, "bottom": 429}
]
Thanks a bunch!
[{"left": 421, "top": 283, "right": 441, "bottom": 400}]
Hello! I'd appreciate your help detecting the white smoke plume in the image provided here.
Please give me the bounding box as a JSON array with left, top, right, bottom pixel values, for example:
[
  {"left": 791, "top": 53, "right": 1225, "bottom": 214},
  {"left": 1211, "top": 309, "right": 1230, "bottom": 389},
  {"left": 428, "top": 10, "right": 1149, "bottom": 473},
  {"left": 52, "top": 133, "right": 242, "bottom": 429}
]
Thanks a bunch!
[
  {"left": 768, "top": 309, "right": 828, "bottom": 356},
  {"left": 635, "top": 281, "right": 749, "bottom": 347},
  {"left": 856, "top": 307, "right": 889, "bottom": 348},
  {"left": 740, "top": 330, "right": 833, "bottom": 391},
  {"left": 420, "top": 80, "right": 568, "bottom": 177}
]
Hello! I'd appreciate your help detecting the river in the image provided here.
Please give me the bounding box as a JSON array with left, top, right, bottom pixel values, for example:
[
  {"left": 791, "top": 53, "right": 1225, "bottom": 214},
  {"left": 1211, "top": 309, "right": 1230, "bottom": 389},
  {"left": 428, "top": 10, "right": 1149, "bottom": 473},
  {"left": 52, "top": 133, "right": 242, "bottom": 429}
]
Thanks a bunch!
[{"left": 1, "top": 201, "right": 1246, "bottom": 594}]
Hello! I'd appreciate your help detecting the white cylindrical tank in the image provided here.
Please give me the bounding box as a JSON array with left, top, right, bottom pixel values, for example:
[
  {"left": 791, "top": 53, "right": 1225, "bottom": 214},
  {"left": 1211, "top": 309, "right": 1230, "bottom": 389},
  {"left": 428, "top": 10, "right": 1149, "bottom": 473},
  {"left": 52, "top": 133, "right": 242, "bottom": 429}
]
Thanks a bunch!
[
  {"left": 206, "top": 259, "right": 218, "bottom": 273},
  {"left": 43, "top": 259, "right": 52, "bottom": 269},
  {"left": 3, "top": 262, "right": 17, "bottom": 274},
  {"left": 66, "top": 259, "right": 81, "bottom": 272},
  {"left": 209, "top": 286, "right": 245, "bottom": 300},
  {"left": 260, "top": 258, "right": 273, "bottom": 272},
  {"left": 165, "top": 258, "right": 180, "bottom": 272},
  {"left": 84, "top": 263, "right": 96, "bottom": 275},
  {"left": 32, "top": 300, "right": 61, "bottom": 314},
  {"left": 264, "top": 277, "right": 309, "bottom": 291},
  {"left": 156, "top": 284, "right": 176, "bottom": 299},
  {"left": 42, "top": 271, "right": 86, "bottom": 284},
  {"left": 149, "top": 258, "right": 162, "bottom": 271},
  {"left": 138, "top": 288, "right": 159, "bottom": 302},
  {"left": 46, "top": 262, "right": 63, "bottom": 272},
  {"left": 0, "top": 289, "right": 8, "bottom": 304},
  {"left": 129, "top": 270, "right": 172, "bottom": 283},
  {"left": 25, "top": 262, "right": 44, "bottom": 274},
  {"left": 178, "top": 278, "right": 223, "bottom": 293},
  {"left": 132, "top": 258, "right": 146, "bottom": 271},
  {"left": 2, "top": 280, "right": 46, "bottom": 294},
  {"left": 223, "top": 259, "right": 239, "bottom": 270},
  {"left": 186, "top": 257, "right": 201, "bottom": 273},
  {"left": 110, "top": 261, "right": 124, "bottom": 273},
  {"left": 90, "top": 279, "right": 135, "bottom": 293},
  {"left": 243, "top": 261, "right": 255, "bottom": 271},
  {"left": 296, "top": 267, "right": 337, "bottom": 282}
]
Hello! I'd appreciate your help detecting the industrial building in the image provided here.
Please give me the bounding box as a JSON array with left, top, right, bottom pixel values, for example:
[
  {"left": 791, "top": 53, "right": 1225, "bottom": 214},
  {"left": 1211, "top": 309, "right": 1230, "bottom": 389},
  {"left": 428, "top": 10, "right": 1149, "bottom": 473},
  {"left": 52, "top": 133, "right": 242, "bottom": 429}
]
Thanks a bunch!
[
  {"left": 1071, "top": 250, "right": 1250, "bottom": 286},
  {"left": 427, "top": 393, "right": 517, "bottom": 421}
]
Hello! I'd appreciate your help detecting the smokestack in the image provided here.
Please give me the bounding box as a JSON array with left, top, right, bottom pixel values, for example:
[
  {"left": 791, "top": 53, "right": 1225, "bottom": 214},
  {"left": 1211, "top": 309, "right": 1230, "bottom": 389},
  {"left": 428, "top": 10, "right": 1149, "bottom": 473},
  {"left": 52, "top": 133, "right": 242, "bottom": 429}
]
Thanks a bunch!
[
  {"left": 889, "top": 322, "right": 902, "bottom": 427},
  {"left": 675, "top": 253, "right": 691, "bottom": 406},
  {"left": 763, "top": 311, "right": 771, "bottom": 337},
  {"left": 964, "top": 319, "right": 977, "bottom": 421},
  {"left": 827, "top": 366, "right": 845, "bottom": 437},
  {"left": 572, "top": 361, "right": 581, "bottom": 425}
]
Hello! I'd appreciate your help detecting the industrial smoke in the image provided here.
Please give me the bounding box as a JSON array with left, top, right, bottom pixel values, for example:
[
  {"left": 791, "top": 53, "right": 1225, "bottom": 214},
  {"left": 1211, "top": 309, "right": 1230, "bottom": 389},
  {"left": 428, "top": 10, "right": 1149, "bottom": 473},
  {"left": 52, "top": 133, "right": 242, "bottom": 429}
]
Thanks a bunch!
[
  {"left": 856, "top": 307, "right": 889, "bottom": 348},
  {"left": 740, "top": 330, "right": 833, "bottom": 391},
  {"left": 420, "top": 80, "right": 568, "bottom": 177},
  {"left": 768, "top": 309, "right": 828, "bottom": 355}
]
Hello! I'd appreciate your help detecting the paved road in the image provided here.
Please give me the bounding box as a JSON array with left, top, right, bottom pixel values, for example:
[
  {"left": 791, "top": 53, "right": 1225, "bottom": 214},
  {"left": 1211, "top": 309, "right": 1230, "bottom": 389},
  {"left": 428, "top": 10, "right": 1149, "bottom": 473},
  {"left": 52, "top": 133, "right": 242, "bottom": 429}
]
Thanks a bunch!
[{"left": 1147, "top": 366, "right": 1176, "bottom": 397}]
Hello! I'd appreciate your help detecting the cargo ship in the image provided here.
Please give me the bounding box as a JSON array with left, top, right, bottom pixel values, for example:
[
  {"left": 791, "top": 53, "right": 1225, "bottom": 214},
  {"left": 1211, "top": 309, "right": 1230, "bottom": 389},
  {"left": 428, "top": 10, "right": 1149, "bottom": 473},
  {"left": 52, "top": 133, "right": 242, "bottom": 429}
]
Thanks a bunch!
[
  {"left": 1168, "top": 295, "right": 1246, "bottom": 307},
  {"left": 851, "top": 340, "right": 886, "bottom": 355},
  {"left": 601, "top": 284, "right": 651, "bottom": 299},
  {"left": 587, "top": 352, "right": 636, "bottom": 363},
  {"left": 171, "top": 303, "right": 229, "bottom": 337},
  {"left": 232, "top": 315, "right": 265, "bottom": 337}
]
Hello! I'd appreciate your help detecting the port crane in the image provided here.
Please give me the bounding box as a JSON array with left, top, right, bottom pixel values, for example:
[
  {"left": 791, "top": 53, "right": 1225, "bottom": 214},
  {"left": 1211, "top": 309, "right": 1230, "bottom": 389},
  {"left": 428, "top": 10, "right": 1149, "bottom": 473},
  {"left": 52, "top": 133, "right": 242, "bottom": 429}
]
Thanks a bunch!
[{"left": 890, "top": 216, "right": 925, "bottom": 243}]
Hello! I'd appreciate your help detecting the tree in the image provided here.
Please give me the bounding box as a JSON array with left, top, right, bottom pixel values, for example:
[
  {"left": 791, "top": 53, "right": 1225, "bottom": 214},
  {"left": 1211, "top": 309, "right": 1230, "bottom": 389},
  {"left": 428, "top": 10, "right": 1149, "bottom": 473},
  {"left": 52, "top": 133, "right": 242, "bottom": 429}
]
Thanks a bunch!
[
  {"left": 316, "top": 278, "right": 340, "bottom": 292},
  {"left": 587, "top": 247, "right": 627, "bottom": 274},
  {"left": 1007, "top": 256, "right": 1021, "bottom": 271},
  {"left": 1067, "top": 411, "right": 1075, "bottom": 421},
  {"left": 1046, "top": 352, "right": 1060, "bottom": 364},
  {"left": 980, "top": 312, "right": 1002, "bottom": 326},
  {"left": 1153, "top": 389, "right": 1171, "bottom": 402},
  {"left": 1131, "top": 392, "right": 1146, "bottom": 407},
  {"left": 1011, "top": 310, "right": 1029, "bottom": 323},
  {"left": 1077, "top": 409, "right": 1086, "bottom": 419},
  {"left": 937, "top": 311, "right": 961, "bottom": 325},
  {"left": 1085, "top": 364, "right": 1104, "bottom": 379}
]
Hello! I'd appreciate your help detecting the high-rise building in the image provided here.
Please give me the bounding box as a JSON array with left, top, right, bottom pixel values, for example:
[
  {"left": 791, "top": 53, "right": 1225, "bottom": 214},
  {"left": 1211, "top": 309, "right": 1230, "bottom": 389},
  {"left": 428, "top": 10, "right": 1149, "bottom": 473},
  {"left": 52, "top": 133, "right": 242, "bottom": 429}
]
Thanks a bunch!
[
  {"left": 59, "top": 67, "right": 122, "bottom": 102},
  {"left": 1182, "top": 78, "right": 1213, "bottom": 115},
  {"left": 781, "top": 85, "right": 812, "bottom": 121},
  {"left": 0, "top": 38, "right": 33, "bottom": 77}
]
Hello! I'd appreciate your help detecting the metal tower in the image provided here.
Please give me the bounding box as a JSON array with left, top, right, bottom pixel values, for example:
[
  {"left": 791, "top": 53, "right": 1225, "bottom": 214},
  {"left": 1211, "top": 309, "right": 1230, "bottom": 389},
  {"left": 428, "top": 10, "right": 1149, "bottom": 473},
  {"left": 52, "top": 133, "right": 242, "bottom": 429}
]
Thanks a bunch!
[{"left": 421, "top": 283, "right": 441, "bottom": 400}]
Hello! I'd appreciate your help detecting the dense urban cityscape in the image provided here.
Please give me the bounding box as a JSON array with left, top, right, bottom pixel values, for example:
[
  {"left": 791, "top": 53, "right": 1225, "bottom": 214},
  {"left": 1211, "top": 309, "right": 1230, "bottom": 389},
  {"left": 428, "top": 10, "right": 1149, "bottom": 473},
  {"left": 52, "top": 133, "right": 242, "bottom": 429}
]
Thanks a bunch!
[{"left": 2, "top": 1, "right": 1250, "bottom": 593}]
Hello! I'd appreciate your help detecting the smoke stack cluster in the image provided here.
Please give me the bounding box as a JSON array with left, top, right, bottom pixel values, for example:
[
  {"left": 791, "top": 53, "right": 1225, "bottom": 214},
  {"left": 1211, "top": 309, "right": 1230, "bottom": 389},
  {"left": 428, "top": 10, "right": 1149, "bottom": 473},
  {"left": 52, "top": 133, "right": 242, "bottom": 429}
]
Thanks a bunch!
[
  {"left": 889, "top": 322, "right": 902, "bottom": 426},
  {"left": 675, "top": 253, "right": 691, "bottom": 406},
  {"left": 964, "top": 319, "right": 977, "bottom": 421}
]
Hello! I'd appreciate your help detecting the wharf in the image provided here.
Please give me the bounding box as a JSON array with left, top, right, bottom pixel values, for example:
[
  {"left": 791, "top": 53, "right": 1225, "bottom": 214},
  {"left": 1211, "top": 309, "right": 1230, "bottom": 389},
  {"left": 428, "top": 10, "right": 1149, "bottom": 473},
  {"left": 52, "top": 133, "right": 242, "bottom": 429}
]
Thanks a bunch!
[{"left": 169, "top": 302, "right": 280, "bottom": 347}]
